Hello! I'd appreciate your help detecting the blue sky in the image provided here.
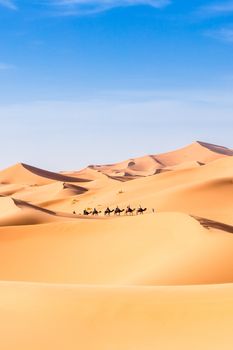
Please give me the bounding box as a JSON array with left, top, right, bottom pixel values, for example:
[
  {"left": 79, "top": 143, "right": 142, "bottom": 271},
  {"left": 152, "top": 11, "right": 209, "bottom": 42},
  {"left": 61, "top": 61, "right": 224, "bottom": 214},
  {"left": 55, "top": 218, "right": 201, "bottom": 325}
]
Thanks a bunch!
[{"left": 0, "top": 0, "right": 232, "bottom": 170}]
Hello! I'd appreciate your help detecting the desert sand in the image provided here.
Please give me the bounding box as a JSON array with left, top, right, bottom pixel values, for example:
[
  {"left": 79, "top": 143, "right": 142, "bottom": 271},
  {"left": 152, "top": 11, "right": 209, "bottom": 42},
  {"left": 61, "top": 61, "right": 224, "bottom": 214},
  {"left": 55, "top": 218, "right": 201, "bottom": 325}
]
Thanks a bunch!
[{"left": 0, "top": 141, "right": 232, "bottom": 349}]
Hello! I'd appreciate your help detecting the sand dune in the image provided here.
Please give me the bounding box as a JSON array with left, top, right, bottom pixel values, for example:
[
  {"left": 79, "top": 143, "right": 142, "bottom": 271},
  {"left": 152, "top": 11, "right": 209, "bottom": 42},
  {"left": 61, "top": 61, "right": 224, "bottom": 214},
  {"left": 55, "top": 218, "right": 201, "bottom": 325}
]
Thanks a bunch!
[
  {"left": 0, "top": 195, "right": 107, "bottom": 226},
  {"left": 62, "top": 182, "right": 88, "bottom": 195},
  {"left": 0, "top": 163, "right": 91, "bottom": 186},
  {"left": 0, "top": 196, "right": 62, "bottom": 226},
  {"left": 154, "top": 177, "right": 233, "bottom": 224},
  {"left": 0, "top": 282, "right": 232, "bottom": 350},
  {"left": 9, "top": 181, "right": 89, "bottom": 204},
  {"left": 0, "top": 141, "right": 232, "bottom": 350},
  {"left": 46, "top": 156, "right": 232, "bottom": 224},
  {"left": 155, "top": 141, "right": 232, "bottom": 165},
  {"left": 0, "top": 183, "right": 26, "bottom": 196},
  {"left": 0, "top": 213, "right": 232, "bottom": 285},
  {"left": 84, "top": 141, "right": 232, "bottom": 180}
]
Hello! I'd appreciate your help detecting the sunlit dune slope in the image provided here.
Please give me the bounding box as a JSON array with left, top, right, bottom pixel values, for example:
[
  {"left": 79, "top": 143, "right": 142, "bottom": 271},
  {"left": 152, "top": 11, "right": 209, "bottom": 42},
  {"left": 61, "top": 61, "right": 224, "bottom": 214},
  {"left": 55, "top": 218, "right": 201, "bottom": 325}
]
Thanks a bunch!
[
  {"left": 0, "top": 213, "right": 232, "bottom": 285},
  {"left": 0, "top": 282, "right": 232, "bottom": 350},
  {"left": 155, "top": 141, "right": 232, "bottom": 165},
  {"left": 0, "top": 183, "right": 26, "bottom": 196},
  {"left": 153, "top": 177, "right": 233, "bottom": 224},
  {"left": 8, "top": 181, "right": 89, "bottom": 204}
]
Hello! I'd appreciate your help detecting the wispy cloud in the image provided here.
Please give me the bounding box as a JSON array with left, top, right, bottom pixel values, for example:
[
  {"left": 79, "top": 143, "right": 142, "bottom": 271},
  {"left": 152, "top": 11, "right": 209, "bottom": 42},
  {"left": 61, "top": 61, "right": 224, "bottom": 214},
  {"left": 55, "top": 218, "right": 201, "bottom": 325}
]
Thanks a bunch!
[
  {"left": 199, "top": 1, "right": 233, "bottom": 17},
  {"left": 0, "top": 0, "right": 17, "bottom": 10},
  {"left": 0, "top": 62, "right": 15, "bottom": 70},
  {"left": 205, "top": 27, "right": 233, "bottom": 43},
  {"left": 48, "top": 0, "right": 171, "bottom": 16}
]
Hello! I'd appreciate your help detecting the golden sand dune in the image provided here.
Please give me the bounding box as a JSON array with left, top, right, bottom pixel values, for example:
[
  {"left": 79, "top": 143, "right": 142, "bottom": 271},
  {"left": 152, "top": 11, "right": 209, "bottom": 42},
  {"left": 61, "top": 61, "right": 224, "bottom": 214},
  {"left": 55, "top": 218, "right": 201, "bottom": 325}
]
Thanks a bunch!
[
  {"left": 62, "top": 166, "right": 111, "bottom": 180},
  {"left": 155, "top": 141, "right": 232, "bottom": 165},
  {"left": 84, "top": 141, "right": 233, "bottom": 180},
  {"left": 0, "top": 183, "right": 26, "bottom": 196},
  {"left": 0, "top": 282, "right": 232, "bottom": 350},
  {"left": 0, "top": 141, "right": 232, "bottom": 350},
  {"left": 0, "top": 163, "right": 91, "bottom": 186},
  {"left": 45, "top": 156, "right": 232, "bottom": 225},
  {"left": 0, "top": 197, "right": 62, "bottom": 226},
  {"left": 0, "top": 213, "right": 232, "bottom": 285},
  {"left": 9, "top": 181, "right": 89, "bottom": 204},
  {"left": 154, "top": 177, "right": 233, "bottom": 224}
]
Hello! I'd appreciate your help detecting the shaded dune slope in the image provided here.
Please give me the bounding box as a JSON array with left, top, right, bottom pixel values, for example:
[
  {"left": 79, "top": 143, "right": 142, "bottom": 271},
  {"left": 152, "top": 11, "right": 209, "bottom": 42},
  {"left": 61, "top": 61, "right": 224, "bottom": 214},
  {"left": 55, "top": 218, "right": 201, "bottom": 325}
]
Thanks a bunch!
[
  {"left": 193, "top": 216, "right": 233, "bottom": 234},
  {"left": 198, "top": 141, "right": 233, "bottom": 156},
  {"left": 62, "top": 182, "right": 88, "bottom": 195}
]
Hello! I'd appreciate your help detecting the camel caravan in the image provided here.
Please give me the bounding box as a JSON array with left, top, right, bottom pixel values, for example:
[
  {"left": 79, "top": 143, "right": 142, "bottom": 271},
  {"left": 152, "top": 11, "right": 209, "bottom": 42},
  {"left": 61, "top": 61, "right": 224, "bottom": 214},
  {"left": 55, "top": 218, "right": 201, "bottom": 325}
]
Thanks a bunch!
[{"left": 78, "top": 205, "right": 148, "bottom": 217}]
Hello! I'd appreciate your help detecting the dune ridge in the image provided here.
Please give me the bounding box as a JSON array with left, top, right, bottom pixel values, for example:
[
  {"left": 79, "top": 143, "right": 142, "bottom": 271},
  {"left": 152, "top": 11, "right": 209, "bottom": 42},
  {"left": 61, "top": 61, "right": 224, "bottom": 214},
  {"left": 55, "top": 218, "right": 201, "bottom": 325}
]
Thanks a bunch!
[{"left": 81, "top": 141, "right": 232, "bottom": 180}]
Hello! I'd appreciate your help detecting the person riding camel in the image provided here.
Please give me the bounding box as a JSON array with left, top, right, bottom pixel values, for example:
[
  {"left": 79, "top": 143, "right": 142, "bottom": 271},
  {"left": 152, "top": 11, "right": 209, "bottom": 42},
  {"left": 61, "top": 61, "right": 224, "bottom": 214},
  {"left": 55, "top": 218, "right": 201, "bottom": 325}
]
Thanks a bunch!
[{"left": 92, "top": 208, "right": 101, "bottom": 216}]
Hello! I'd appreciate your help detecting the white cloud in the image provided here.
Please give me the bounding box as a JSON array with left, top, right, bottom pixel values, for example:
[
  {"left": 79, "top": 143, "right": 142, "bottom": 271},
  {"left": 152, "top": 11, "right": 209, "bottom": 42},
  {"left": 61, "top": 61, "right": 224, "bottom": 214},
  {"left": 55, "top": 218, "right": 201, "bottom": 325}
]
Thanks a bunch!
[
  {"left": 205, "top": 27, "right": 233, "bottom": 43},
  {"left": 200, "top": 1, "right": 233, "bottom": 16},
  {"left": 198, "top": 2, "right": 233, "bottom": 43},
  {"left": 0, "top": 0, "right": 17, "bottom": 10},
  {"left": 0, "top": 0, "right": 170, "bottom": 14},
  {"left": 49, "top": 0, "right": 171, "bottom": 15}
]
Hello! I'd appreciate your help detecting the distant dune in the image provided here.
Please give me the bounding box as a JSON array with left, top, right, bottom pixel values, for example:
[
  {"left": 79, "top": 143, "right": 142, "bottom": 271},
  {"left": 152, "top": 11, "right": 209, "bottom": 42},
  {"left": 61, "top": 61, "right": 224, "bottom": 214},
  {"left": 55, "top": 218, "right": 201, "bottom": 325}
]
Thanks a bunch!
[
  {"left": 0, "top": 141, "right": 232, "bottom": 350},
  {"left": 79, "top": 141, "right": 233, "bottom": 180},
  {"left": 0, "top": 163, "right": 91, "bottom": 186}
]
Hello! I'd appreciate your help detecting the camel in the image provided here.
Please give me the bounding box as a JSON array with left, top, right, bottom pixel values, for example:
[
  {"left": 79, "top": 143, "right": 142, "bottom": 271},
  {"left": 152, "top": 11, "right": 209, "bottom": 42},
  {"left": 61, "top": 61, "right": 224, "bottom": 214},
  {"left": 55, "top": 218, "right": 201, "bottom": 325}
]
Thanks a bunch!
[
  {"left": 114, "top": 206, "right": 125, "bottom": 216},
  {"left": 125, "top": 206, "right": 136, "bottom": 215},
  {"left": 137, "top": 206, "right": 147, "bottom": 215},
  {"left": 104, "top": 207, "right": 114, "bottom": 216},
  {"left": 92, "top": 208, "right": 102, "bottom": 216},
  {"left": 83, "top": 209, "right": 92, "bottom": 216}
]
